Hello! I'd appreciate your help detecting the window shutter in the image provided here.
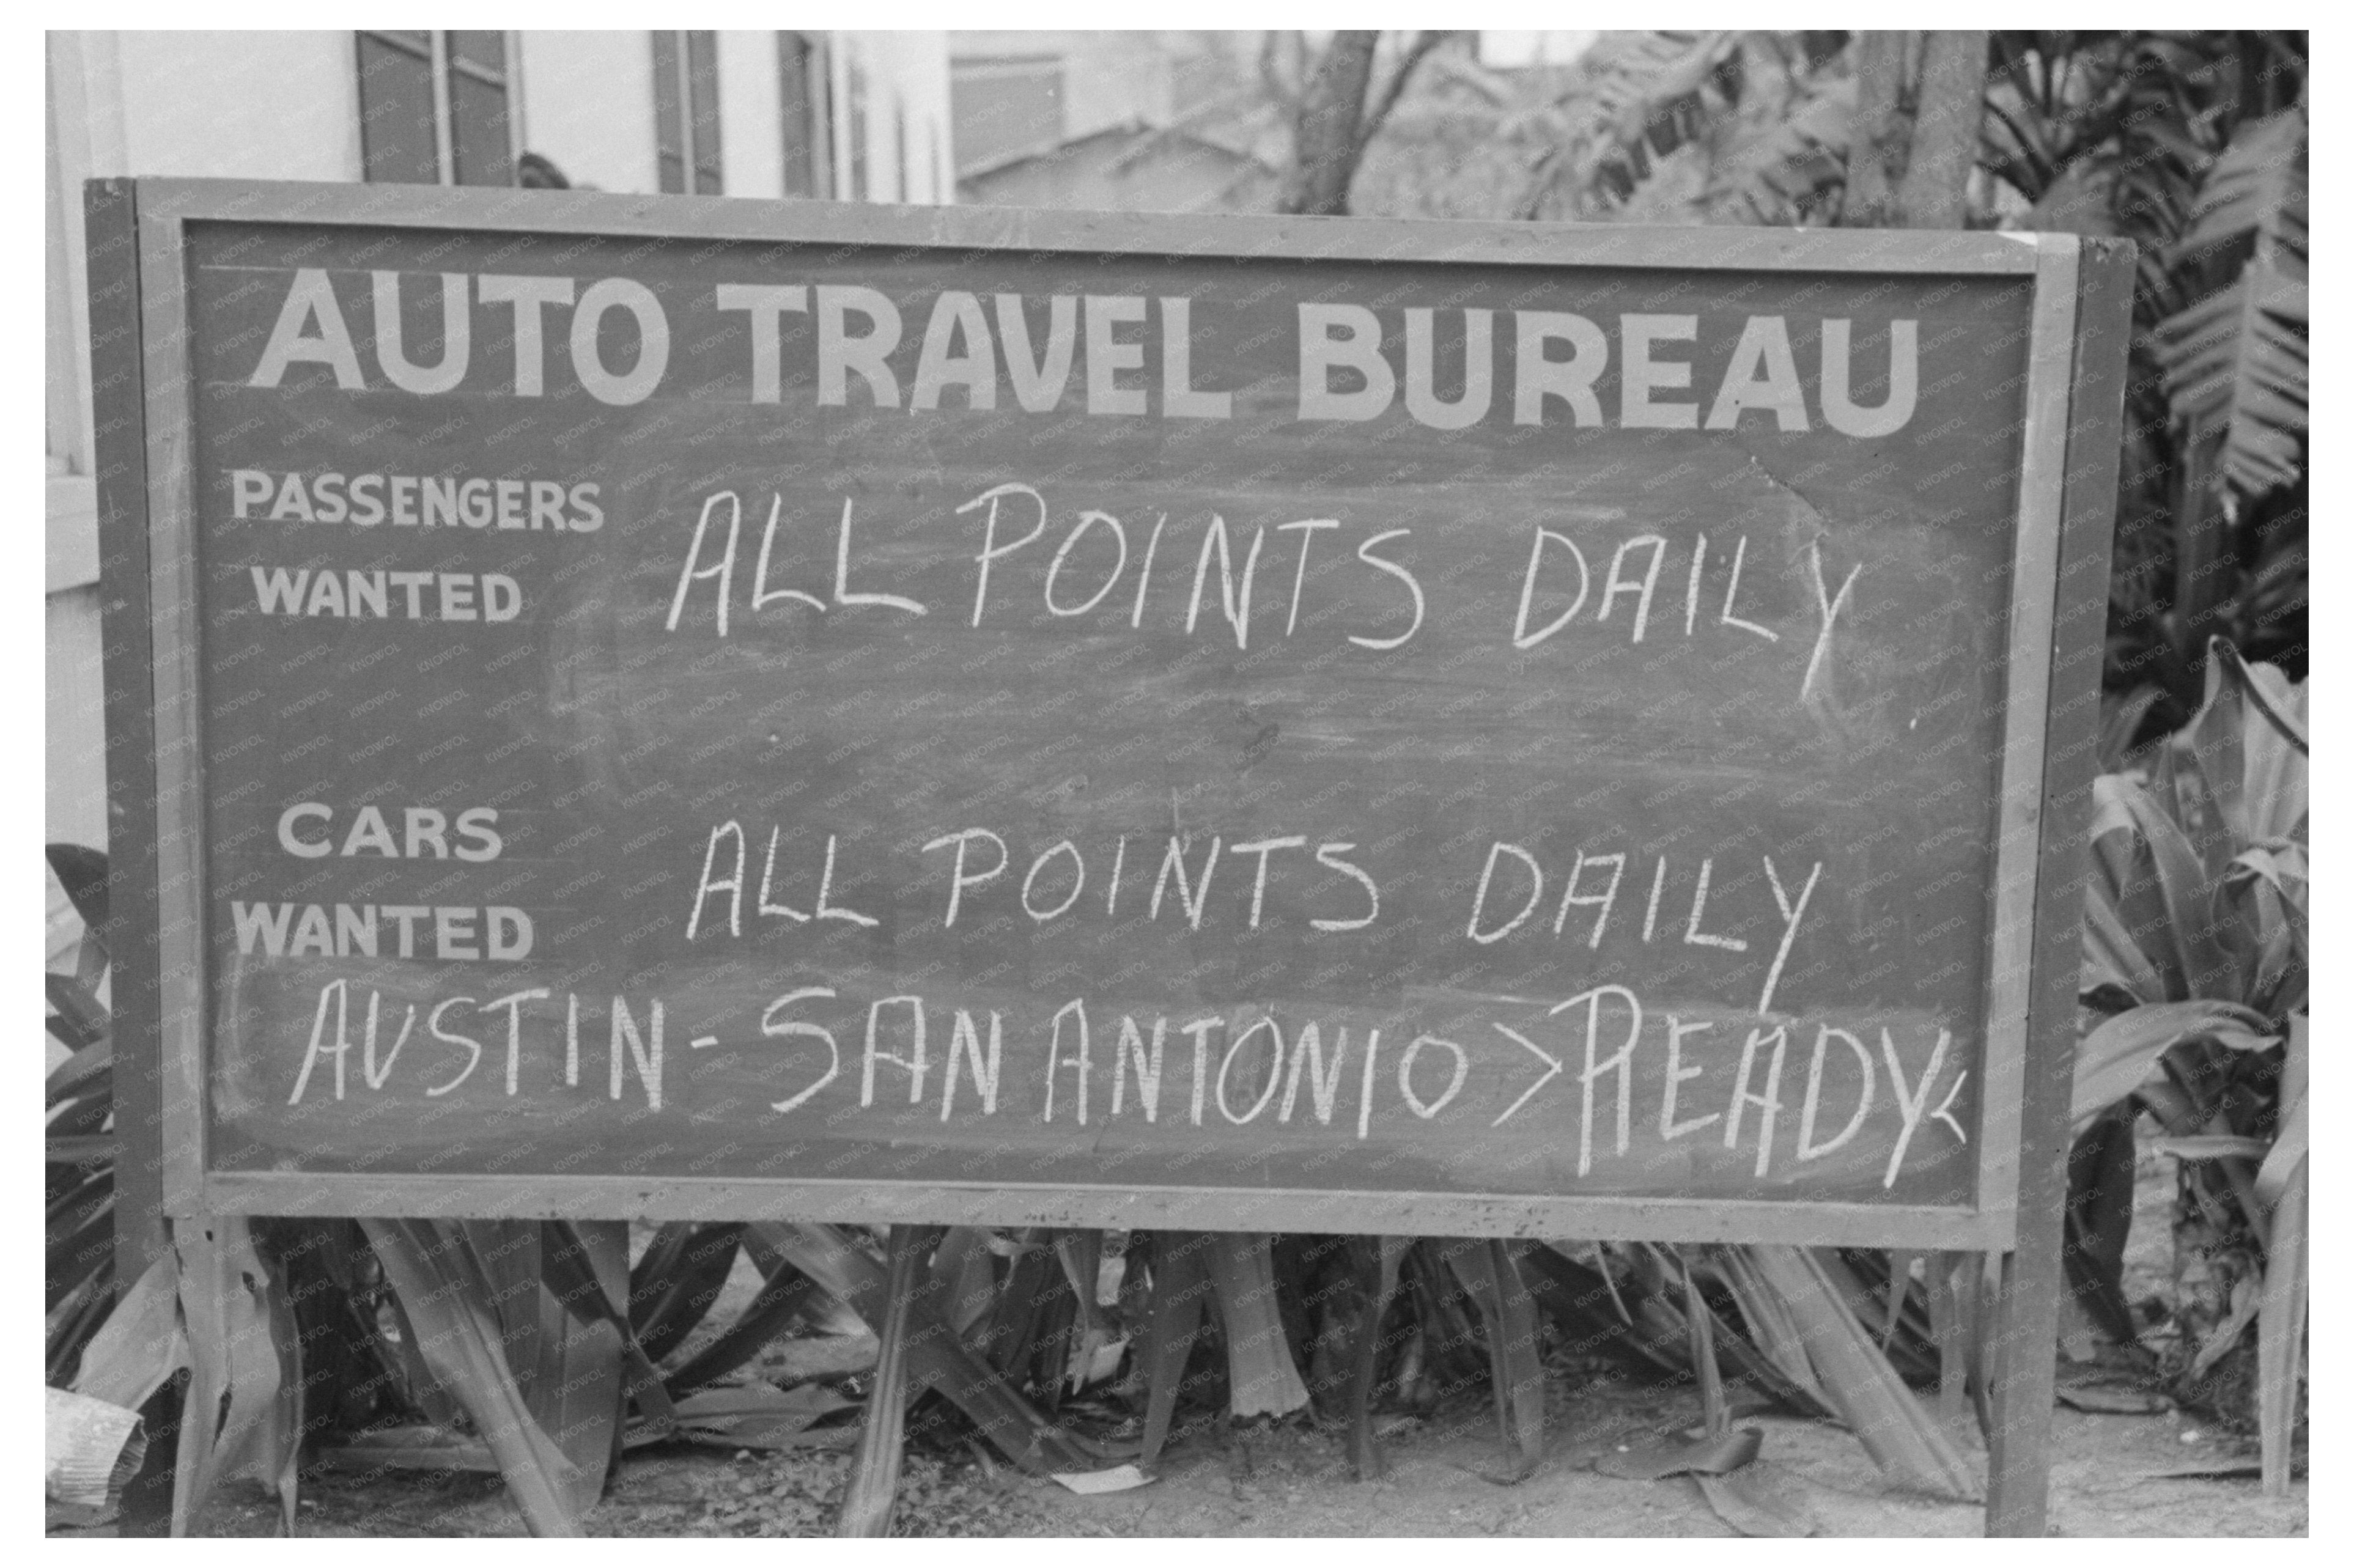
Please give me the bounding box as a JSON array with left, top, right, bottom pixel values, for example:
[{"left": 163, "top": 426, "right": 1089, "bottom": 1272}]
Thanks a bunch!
[{"left": 356, "top": 31, "right": 439, "bottom": 186}]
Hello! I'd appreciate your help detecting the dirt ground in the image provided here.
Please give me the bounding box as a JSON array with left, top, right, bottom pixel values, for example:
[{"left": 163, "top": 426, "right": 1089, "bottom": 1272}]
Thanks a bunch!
[
  {"left": 150, "top": 1364, "right": 2304, "bottom": 1539},
  {"left": 65, "top": 1155, "right": 2308, "bottom": 1538}
]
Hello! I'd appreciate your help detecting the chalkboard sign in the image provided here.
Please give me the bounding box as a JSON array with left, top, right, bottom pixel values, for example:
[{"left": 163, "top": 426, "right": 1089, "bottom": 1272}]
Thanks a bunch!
[{"left": 92, "top": 180, "right": 2128, "bottom": 1251}]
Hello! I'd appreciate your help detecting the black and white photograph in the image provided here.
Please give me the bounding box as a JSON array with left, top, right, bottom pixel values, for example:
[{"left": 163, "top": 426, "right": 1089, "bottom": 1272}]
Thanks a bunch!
[{"left": 40, "top": 15, "right": 2315, "bottom": 1540}]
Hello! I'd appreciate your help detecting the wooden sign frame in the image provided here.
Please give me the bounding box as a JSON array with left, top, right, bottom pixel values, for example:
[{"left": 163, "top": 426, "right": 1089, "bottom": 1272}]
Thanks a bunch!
[{"left": 89, "top": 177, "right": 2133, "bottom": 1533}]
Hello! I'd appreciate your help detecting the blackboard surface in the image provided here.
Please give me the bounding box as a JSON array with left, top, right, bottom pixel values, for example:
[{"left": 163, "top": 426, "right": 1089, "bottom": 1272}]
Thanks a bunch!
[{"left": 106, "top": 183, "right": 2112, "bottom": 1246}]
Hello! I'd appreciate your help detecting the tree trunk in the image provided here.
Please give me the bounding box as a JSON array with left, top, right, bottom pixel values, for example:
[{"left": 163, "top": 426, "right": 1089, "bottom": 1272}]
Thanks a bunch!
[
  {"left": 1840, "top": 31, "right": 1989, "bottom": 229},
  {"left": 1901, "top": 31, "right": 1991, "bottom": 229},
  {"left": 1278, "top": 31, "right": 1381, "bottom": 216}
]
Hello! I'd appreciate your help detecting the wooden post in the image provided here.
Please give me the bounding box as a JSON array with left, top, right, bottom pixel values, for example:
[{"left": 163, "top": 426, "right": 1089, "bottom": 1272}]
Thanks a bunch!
[
  {"left": 84, "top": 177, "right": 166, "bottom": 1295},
  {"left": 84, "top": 175, "right": 177, "bottom": 1541},
  {"left": 836, "top": 1225, "right": 931, "bottom": 1538},
  {"left": 1341, "top": 1234, "right": 1404, "bottom": 1479},
  {"left": 1982, "top": 236, "right": 2136, "bottom": 1537}
]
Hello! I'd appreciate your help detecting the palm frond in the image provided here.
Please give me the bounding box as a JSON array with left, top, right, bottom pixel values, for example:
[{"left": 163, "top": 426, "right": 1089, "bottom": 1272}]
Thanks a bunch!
[
  {"left": 2156, "top": 109, "right": 2308, "bottom": 506},
  {"left": 1532, "top": 31, "right": 1745, "bottom": 215},
  {"left": 1707, "top": 79, "right": 1852, "bottom": 223}
]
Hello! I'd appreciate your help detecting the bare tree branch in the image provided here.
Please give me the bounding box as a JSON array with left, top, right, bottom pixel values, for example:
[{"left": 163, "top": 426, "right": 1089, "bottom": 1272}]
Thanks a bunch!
[
  {"left": 1258, "top": 31, "right": 1297, "bottom": 110},
  {"left": 1422, "top": 48, "right": 1517, "bottom": 110},
  {"left": 1353, "top": 31, "right": 1453, "bottom": 157},
  {"left": 1277, "top": 31, "right": 1381, "bottom": 215}
]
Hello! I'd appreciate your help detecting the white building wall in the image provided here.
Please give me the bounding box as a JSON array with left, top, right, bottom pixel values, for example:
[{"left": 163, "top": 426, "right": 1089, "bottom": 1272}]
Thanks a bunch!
[
  {"left": 113, "top": 31, "right": 362, "bottom": 180},
  {"left": 45, "top": 28, "right": 955, "bottom": 958},
  {"left": 953, "top": 31, "right": 1177, "bottom": 144},
  {"left": 836, "top": 31, "right": 953, "bottom": 205},
  {"left": 718, "top": 31, "right": 785, "bottom": 199},
  {"left": 515, "top": 31, "right": 660, "bottom": 194}
]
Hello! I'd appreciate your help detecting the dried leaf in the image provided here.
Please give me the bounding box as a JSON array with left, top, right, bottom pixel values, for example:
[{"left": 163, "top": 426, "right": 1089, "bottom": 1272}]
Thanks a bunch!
[
  {"left": 1596, "top": 1425, "right": 1760, "bottom": 1480},
  {"left": 1052, "top": 1463, "right": 1153, "bottom": 1494},
  {"left": 2056, "top": 1384, "right": 2171, "bottom": 1415},
  {"left": 321, "top": 1426, "right": 500, "bottom": 1474},
  {"left": 1696, "top": 1459, "right": 1817, "bottom": 1537}
]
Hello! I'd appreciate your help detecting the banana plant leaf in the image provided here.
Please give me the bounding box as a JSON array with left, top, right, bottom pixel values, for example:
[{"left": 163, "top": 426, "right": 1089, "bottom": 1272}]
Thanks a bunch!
[
  {"left": 2084, "top": 775, "right": 2188, "bottom": 1003},
  {"left": 2210, "top": 638, "right": 2307, "bottom": 761},
  {"left": 750, "top": 1222, "right": 1107, "bottom": 1476},
  {"left": 1727, "top": 1245, "right": 1978, "bottom": 1501},
  {"left": 2071, "top": 998, "right": 2275, "bottom": 1134},
  {"left": 656, "top": 1245, "right": 819, "bottom": 1399},
  {"left": 1337, "top": 1234, "right": 1406, "bottom": 1479},
  {"left": 624, "top": 1383, "right": 857, "bottom": 1452},
  {"left": 46, "top": 842, "right": 109, "bottom": 937},
  {"left": 1437, "top": 1238, "right": 1544, "bottom": 1478},
  {"left": 1051, "top": 1229, "right": 1115, "bottom": 1395},
  {"left": 541, "top": 1220, "right": 674, "bottom": 1435},
  {"left": 48, "top": 1268, "right": 118, "bottom": 1391},
  {"left": 457, "top": 1218, "right": 625, "bottom": 1518},
  {"left": 359, "top": 1218, "right": 588, "bottom": 1536},
  {"left": 1822, "top": 1250, "right": 1940, "bottom": 1382},
  {"left": 971, "top": 1231, "right": 1082, "bottom": 1406},
  {"left": 626, "top": 1222, "right": 743, "bottom": 1364},
  {"left": 929, "top": 1226, "right": 1004, "bottom": 1340},
  {"left": 2255, "top": 1010, "right": 2308, "bottom": 1496},
  {"left": 46, "top": 1037, "right": 112, "bottom": 1103},
  {"left": 2255, "top": 1157, "right": 2306, "bottom": 1495},
  {"left": 1135, "top": 1229, "right": 1216, "bottom": 1473},
  {"left": 46, "top": 1169, "right": 114, "bottom": 1314},
  {"left": 2065, "top": 1106, "right": 2144, "bottom": 1344},
  {"left": 169, "top": 1218, "right": 301, "bottom": 1536},
  {"left": 1521, "top": 1243, "right": 1686, "bottom": 1377},
  {"left": 72, "top": 1252, "right": 190, "bottom": 1415},
  {"left": 45, "top": 974, "right": 108, "bottom": 1053},
  {"left": 2115, "top": 781, "right": 2240, "bottom": 998},
  {"left": 1200, "top": 1231, "right": 1311, "bottom": 1418}
]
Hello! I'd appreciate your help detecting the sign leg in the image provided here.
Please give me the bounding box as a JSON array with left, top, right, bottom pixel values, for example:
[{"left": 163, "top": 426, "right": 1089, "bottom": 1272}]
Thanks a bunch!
[
  {"left": 1983, "top": 1241, "right": 2064, "bottom": 1534},
  {"left": 83, "top": 178, "right": 169, "bottom": 1294},
  {"left": 1983, "top": 231, "right": 2141, "bottom": 1540},
  {"left": 836, "top": 1224, "right": 930, "bottom": 1538}
]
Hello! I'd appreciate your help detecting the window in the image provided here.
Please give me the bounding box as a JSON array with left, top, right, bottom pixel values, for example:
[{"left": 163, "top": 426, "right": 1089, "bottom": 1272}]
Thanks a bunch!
[
  {"left": 846, "top": 59, "right": 869, "bottom": 201},
  {"left": 652, "top": 31, "right": 723, "bottom": 194},
  {"left": 949, "top": 55, "right": 1063, "bottom": 173},
  {"left": 45, "top": 65, "right": 84, "bottom": 474},
  {"left": 778, "top": 32, "right": 832, "bottom": 198},
  {"left": 894, "top": 96, "right": 909, "bottom": 203},
  {"left": 356, "top": 31, "right": 514, "bottom": 186}
]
